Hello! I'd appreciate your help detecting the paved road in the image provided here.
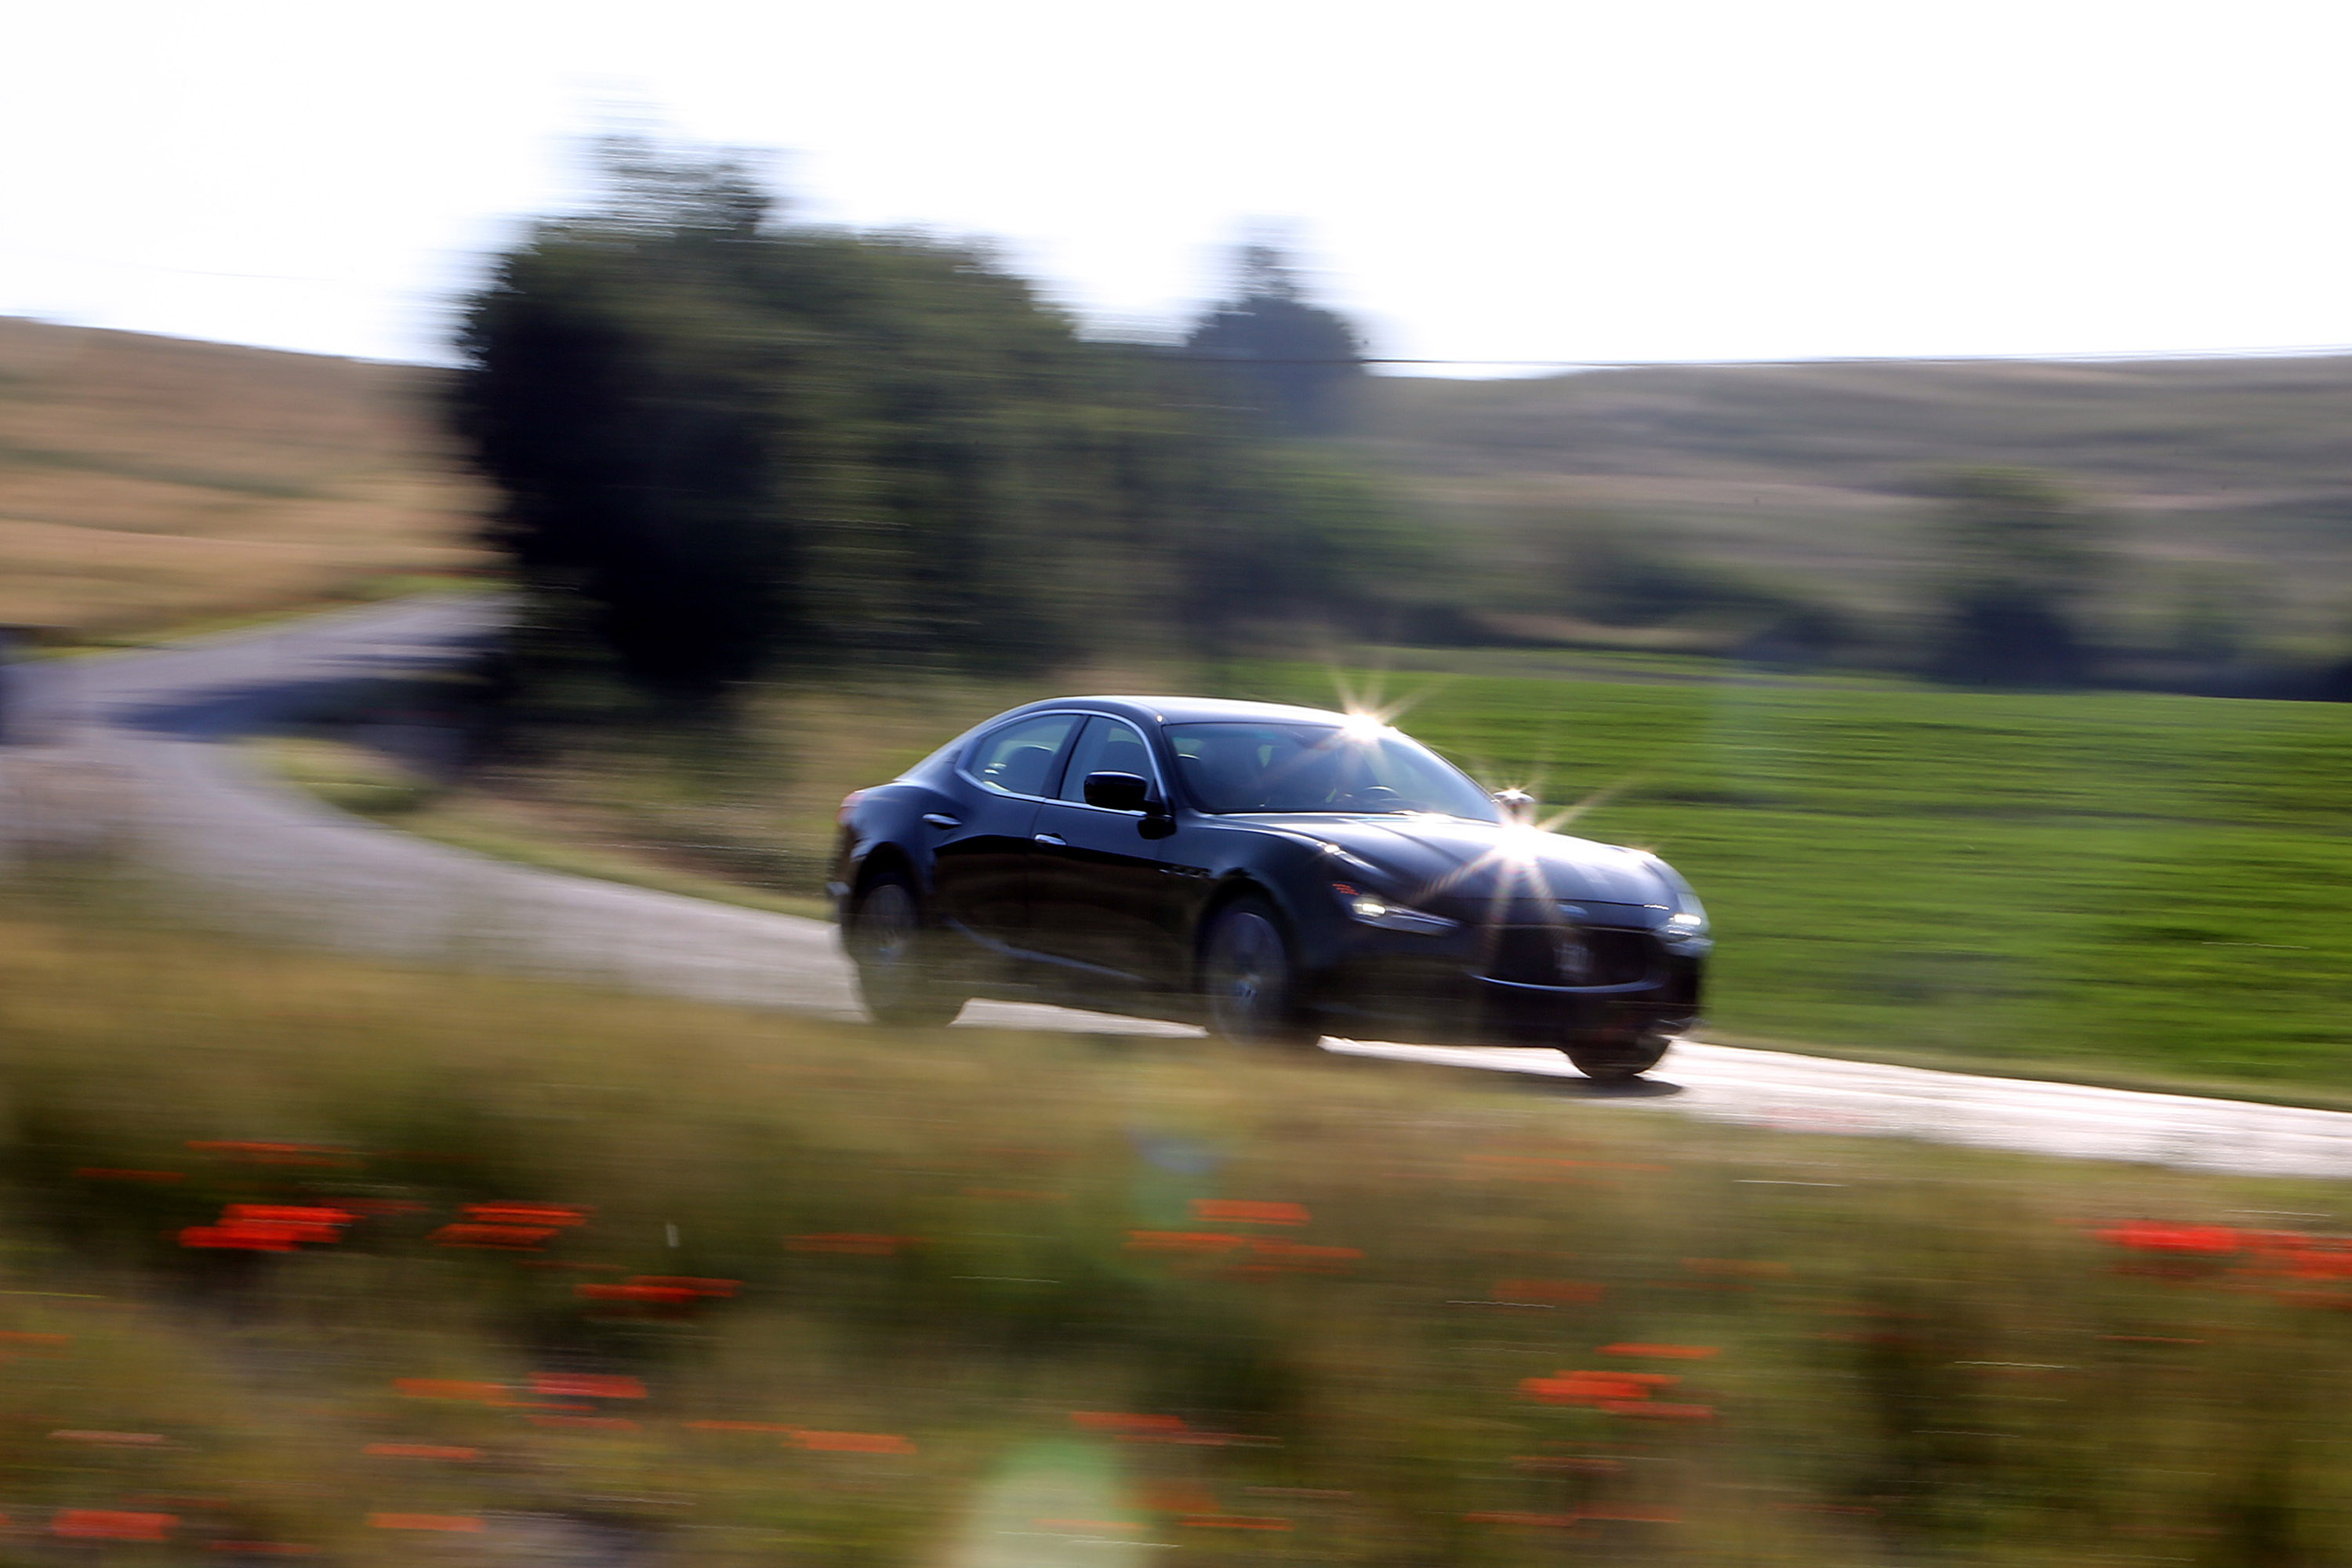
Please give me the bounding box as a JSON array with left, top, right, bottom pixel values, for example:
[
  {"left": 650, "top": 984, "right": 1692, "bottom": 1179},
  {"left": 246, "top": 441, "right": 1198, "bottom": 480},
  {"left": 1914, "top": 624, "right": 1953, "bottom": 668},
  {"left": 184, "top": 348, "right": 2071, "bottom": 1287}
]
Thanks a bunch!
[{"left": 15, "top": 596, "right": 2352, "bottom": 1181}]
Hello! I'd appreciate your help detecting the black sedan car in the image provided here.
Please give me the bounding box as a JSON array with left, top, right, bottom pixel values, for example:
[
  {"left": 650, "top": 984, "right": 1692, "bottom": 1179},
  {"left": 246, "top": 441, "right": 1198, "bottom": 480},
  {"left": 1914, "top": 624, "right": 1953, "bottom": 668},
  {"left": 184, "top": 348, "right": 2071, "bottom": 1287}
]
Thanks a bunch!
[{"left": 829, "top": 696, "right": 1708, "bottom": 1079}]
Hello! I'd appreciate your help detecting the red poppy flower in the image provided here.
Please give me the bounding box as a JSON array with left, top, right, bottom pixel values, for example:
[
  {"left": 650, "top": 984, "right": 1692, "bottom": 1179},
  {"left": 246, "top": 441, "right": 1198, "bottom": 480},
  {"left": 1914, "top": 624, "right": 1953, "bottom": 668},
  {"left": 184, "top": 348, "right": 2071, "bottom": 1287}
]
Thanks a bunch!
[
  {"left": 531, "top": 1373, "right": 645, "bottom": 1399},
  {"left": 1071, "top": 1411, "right": 1189, "bottom": 1436},
  {"left": 53, "top": 1511, "right": 175, "bottom": 1541},
  {"left": 1191, "top": 1200, "right": 1309, "bottom": 1225},
  {"left": 2096, "top": 1222, "right": 2241, "bottom": 1255}
]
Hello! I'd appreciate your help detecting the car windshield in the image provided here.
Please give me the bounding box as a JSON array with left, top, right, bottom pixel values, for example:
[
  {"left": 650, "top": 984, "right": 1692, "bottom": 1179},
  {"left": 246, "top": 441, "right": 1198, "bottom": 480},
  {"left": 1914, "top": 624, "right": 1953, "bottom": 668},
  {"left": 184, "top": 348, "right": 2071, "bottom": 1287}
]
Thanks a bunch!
[{"left": 1165, "top": 721, "right": 1499, "bottom": 820}]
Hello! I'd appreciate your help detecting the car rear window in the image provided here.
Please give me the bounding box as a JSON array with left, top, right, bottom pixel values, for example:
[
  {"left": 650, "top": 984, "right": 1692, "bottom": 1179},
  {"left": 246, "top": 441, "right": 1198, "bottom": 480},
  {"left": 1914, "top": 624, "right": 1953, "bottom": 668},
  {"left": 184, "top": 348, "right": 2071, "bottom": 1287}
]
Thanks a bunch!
[{"left": 965, "top": 713, "right": 1080, "bottom": 797}]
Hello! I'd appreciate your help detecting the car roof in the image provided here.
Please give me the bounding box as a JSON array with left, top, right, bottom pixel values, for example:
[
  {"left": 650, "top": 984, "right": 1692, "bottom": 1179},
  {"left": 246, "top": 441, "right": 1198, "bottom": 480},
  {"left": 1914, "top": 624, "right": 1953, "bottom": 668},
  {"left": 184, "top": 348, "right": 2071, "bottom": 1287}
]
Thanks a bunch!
[{"left": 997, "top": 695, "right": 1352, "bottom": 727}]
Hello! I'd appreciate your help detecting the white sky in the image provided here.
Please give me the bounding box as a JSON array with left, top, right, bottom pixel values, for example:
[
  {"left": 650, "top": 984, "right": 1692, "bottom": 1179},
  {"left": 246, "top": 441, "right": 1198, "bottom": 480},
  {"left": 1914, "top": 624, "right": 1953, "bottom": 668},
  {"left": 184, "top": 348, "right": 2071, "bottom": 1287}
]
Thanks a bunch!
[{"left": 5, "top": 0, "right": 2349, "bottom": 372}]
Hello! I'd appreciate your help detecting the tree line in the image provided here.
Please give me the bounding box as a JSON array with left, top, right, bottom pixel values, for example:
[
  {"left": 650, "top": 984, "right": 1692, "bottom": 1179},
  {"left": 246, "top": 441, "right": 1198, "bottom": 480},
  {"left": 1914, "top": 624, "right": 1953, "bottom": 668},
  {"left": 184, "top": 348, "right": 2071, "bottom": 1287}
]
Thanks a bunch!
[{"left": 451, "top": 143, "right": 1428, "bottom": 705}]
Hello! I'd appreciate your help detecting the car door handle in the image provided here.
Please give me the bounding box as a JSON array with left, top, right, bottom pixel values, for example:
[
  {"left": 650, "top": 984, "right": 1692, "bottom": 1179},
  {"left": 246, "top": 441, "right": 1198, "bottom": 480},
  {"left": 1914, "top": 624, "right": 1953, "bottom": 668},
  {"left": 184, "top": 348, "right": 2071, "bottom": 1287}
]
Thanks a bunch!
[
  {"left": 1033, "top": 833, "right": 1067, "bottom": 846},
  {"left": 921, "top": 812, "right": 960, "bottom": 829}
]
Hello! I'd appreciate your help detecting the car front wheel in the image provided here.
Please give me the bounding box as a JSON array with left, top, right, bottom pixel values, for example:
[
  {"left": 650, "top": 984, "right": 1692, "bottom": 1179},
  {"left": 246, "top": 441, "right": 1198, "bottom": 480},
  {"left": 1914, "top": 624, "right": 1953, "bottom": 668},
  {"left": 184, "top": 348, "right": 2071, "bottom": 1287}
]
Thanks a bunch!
[
  {"left": 1563, "top": 1030, "right": 1673, "bottom": 1082},
  {"left": 1200, "top": 898, "right": 1319, "bottom": 1049},
  {"left": 848, "top": 872, "right": 966, "bottom": 1028}
]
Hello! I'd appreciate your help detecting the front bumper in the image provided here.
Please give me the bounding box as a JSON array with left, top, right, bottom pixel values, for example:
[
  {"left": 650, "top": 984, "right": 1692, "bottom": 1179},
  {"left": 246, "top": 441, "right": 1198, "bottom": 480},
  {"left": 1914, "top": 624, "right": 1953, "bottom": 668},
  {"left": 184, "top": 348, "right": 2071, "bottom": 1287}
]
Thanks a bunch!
[{"left": 1302, "top": 911, "right": 1704, "bottom": 1049}]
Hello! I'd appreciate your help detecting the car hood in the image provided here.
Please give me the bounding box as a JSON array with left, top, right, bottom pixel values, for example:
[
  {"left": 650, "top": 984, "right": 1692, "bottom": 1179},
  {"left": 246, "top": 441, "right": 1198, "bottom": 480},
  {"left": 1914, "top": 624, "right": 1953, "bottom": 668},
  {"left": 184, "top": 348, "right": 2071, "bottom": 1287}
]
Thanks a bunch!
[{"left": 1232, "top": 813, "right": 1677, "bottom": 918}]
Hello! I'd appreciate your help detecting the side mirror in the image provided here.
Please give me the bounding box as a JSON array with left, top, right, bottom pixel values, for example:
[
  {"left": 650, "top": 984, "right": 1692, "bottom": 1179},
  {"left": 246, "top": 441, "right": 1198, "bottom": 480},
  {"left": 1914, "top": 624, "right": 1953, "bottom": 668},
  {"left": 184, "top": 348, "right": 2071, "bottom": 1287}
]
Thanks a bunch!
[{"left": 1083, "top": 771, "right": 1153, "bottom": 812}]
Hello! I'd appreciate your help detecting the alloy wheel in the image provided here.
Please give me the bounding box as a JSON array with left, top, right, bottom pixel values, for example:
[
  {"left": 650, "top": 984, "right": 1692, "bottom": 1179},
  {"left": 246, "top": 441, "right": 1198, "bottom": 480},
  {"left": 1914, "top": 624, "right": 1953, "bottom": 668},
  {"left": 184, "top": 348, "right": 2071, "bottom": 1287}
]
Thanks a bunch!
[
  {"left": 1203, "top": 906, "right": 1311, "bottom": 1047},
  {"left": 851, "top": 877, "right": 963, "bottom": 1027}
]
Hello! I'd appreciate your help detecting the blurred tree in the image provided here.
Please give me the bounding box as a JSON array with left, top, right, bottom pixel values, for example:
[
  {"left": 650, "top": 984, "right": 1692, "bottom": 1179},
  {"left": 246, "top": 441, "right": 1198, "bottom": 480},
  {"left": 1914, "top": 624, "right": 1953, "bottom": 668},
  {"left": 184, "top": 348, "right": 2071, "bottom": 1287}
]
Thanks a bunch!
[
  {"left": 2311, "top": 613, "right": 2352, "bottom": 702},
  {"left": 1501, "top": 509, "right": 1849, "bottom": 658},
  {"left": 453, "top": 145, "right": 1428, "bottom": 701},
  {"left": 1184, "top": 245, "right": 1367, "bottom": 436},
  {"left": 453, "top": 159, "right": 798, "bottom": 696},
  {"left": 2166, "top": 564, "right": 2262, "bottom": 669},
  {"left": 1919, "top": 468, "right": 2107, "bottom": 688}
]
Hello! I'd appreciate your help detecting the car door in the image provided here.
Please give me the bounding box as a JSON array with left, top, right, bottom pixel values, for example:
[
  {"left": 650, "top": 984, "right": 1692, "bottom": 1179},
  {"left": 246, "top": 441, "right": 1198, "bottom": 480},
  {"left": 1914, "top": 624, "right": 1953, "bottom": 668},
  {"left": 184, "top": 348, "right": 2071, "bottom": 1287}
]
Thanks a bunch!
[
  {"left": 927, "top": 712, "right": 1080, "bottom": 949},
  {"left": 1025, "top": 715, "right": 1179, "bottom": 986}
]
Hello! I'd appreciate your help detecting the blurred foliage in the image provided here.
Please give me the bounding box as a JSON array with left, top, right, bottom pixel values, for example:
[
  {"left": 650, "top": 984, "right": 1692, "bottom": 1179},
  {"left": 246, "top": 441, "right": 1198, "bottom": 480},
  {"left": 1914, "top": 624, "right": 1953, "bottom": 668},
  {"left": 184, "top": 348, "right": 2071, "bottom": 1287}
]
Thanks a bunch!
[
  {"left": 452, "top": 143, "right": 1430, "bottom": 702},
  {"left": 9, "top": 887, "right": 2352, "bottom": 1564},
  {"left": 1483, "top": 509, "right": 1857, "bottom": 662},
  {"left": 1183, "top": 244, "right": 1366, "bottom": 437},
  {"left": 1920, "top": 467, "right": 2109, "bottom": 688}
]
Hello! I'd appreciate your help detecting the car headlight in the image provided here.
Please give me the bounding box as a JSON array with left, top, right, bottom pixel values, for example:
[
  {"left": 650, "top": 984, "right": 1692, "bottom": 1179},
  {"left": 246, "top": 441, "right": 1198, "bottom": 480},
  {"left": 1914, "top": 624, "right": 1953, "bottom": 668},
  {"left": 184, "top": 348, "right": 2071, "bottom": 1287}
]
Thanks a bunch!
[
  {"left": 1657, "top": 906, "right": 1710, "bottom": 951},
  {"left": 1656, "top": 907, "right": 1712, "bottom": 945},
  {"left": 1635, "top": 852, "right": 1710, "bottom": 952},
  {"left": 1330, "top": 883, "right": 1458, "bottom": 935}
]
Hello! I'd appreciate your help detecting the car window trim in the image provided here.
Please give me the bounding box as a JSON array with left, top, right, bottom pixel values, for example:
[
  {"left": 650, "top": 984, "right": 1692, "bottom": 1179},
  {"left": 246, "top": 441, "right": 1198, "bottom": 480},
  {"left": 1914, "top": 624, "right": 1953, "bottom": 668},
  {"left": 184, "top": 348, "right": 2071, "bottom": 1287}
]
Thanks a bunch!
[
  {"left": 1052, "top": 714, "right": 1170, "bottom": 814},
  {"left": 955, "top": 710, "right": 1092, "bottom": 803}
]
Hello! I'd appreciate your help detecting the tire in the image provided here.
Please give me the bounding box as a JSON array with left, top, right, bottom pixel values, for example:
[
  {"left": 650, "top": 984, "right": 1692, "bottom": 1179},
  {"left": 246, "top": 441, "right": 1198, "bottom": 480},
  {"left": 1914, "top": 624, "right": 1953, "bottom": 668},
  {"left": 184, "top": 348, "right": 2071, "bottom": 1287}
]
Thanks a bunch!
[
  {"left": 1563, "top": 1031, "right": 1672, "bottom": 1082},
  {"left": 847, "top": 872, "right": 966, "bottom": 1028},
  {"left": 1200, "top": 898, "right": 1319, "bottom": 1049}
]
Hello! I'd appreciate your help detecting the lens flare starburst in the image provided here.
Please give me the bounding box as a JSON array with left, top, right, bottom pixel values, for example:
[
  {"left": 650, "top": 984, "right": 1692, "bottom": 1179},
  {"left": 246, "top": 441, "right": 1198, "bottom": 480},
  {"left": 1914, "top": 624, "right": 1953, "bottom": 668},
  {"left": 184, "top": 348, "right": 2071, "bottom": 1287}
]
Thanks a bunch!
[{"left": 1383, "top": 776, "right": 1649, "bottom": 933}]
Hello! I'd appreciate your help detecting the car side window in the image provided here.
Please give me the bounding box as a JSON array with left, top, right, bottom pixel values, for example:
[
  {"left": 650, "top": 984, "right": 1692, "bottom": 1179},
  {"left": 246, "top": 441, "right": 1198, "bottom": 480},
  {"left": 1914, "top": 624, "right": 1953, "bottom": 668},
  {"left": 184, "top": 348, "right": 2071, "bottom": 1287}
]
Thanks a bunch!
[
  {"left": 965, "top": 713, "right": 1080, "bottom": 798},
  {"left": 1057, "top": 717, "right": 1156, "bottom": 804}
]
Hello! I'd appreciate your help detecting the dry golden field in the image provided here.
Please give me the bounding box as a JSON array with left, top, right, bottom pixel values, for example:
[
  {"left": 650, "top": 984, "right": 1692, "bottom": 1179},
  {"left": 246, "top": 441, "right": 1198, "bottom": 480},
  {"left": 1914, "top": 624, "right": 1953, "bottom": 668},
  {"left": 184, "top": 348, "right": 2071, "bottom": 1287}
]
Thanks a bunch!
[{"left": 0, "top": 318, "right": 486, "bottom": 641}]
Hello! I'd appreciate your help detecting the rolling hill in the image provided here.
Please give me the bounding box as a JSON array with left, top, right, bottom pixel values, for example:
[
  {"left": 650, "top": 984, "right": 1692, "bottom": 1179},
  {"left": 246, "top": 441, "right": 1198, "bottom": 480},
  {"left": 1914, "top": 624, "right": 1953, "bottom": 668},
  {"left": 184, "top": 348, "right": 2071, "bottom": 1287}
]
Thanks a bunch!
[
  {"left": 1357, "top": 355, "right": 2352, "bottom": 651},
  {"left": 0, "top": 318, "right": 482, "bottom": 641}
]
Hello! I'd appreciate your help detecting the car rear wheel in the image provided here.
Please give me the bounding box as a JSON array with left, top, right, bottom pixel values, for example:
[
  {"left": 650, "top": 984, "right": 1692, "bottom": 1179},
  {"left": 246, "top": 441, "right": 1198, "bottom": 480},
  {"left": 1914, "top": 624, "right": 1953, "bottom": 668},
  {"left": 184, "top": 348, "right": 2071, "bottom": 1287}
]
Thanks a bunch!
[
  {"left": 1563, "top": 1031, "right": 1673, "bottom": 1082},
  {"left": 848, "top": 873, "right": 966, "bottom": 1028},
  {"left": 1200, "top": 898, "right": 1319, "bottom": 1049}
]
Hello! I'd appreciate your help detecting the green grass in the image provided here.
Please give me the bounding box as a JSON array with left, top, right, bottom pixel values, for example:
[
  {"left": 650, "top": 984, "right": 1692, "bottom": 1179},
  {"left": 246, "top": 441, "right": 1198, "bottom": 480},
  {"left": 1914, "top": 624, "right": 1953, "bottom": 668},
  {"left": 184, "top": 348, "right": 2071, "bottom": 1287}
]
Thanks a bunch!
[
  {"left": 1228, "top": 662, "right": 2352, "bottom": 1089},
  {"left": 9, "top": 884, "right": 2352, "bottom": 1564}
]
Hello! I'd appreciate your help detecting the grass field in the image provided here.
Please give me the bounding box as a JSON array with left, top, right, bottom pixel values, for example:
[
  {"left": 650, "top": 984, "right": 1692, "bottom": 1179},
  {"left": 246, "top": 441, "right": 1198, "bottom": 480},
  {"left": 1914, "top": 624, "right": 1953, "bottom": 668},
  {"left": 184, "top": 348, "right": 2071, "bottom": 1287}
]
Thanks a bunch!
[
  {"left": 5, "top": 881, "right": 2352, "bottom": 1565},
  {"left": 0, "top": 318, "right": 485, "bottom": 641},
  {"left": 1231, "top": 660, "right": 2352, "bottom": 1089}
]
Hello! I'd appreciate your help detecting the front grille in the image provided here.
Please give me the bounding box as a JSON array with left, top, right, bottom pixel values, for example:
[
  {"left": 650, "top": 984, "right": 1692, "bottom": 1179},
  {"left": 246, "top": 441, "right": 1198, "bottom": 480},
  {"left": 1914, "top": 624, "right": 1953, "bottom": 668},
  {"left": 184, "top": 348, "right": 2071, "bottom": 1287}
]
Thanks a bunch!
[{"left": 1479, "top": 925, "right": 1654, "bottom": 988}]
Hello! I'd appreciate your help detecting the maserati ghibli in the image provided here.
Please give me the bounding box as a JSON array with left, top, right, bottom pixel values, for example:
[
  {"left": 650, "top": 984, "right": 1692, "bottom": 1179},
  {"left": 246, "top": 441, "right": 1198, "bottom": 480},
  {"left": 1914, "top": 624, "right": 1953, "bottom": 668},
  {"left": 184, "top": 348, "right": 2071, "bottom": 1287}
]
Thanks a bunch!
[{"left": 829, "top": 697, "right": 1708, "bottom": 1080}]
